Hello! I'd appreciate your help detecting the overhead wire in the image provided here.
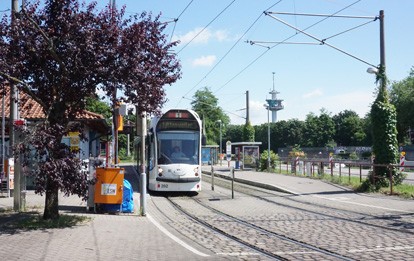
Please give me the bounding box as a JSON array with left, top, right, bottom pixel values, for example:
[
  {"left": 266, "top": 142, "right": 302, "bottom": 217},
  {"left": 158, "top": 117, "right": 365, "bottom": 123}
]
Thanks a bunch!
[
  {"left": 177, "top": 0, "right": 285, "bottom": 107},
  {"left": 181, "top": 96, "right": 245, "bottom": 119},
  {"left": 169, "top": 0, "right": 194, "bottom": 43},
  {"left": 176, "top": 0, "right": 237, "bottom": 55},
  {"left": 213, "top": 0, "right": 363, "bottom": 94}
]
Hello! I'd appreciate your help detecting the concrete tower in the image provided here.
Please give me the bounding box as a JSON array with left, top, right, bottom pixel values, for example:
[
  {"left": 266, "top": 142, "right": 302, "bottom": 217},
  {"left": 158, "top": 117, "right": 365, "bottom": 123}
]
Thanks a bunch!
[{"left": 265, "top": 72, "right": 284, "bottom": 122}]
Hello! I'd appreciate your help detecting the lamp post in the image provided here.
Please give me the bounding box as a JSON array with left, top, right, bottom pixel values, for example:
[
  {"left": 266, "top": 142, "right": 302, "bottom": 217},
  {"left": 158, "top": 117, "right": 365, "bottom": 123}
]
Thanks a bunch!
[{"left": 217, "top": 120, "right": 222, "bottom": 166}]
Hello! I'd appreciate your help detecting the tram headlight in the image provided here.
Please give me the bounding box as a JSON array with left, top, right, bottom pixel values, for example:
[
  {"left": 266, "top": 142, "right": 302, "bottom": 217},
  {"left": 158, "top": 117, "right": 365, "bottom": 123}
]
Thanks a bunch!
[
  {"left": 194, "top": 167, "right": 199, "bottom": 176},
  {"left": 158, "top": 167, "right": 163, "bottom": 177}
]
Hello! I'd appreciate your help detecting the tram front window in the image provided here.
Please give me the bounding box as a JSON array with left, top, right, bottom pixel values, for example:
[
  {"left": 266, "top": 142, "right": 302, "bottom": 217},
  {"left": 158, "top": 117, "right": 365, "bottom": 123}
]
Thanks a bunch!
[{"left": 157, "top": 131, "right": 199, "bottom": 165}]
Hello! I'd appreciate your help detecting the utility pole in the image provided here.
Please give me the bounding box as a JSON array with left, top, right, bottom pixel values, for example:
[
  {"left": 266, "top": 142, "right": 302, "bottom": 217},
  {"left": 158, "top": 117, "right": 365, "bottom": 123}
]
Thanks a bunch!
[
  {"left": 379, "top": 10, "right": 385, "bottom": 90},
  {"left": 110, "top": 0, "right": 118, "bottom": 166},
  {"left": 245, "top": 90, "right": 249, "bottom": 124},
  {"left": 11, "top": 0, "right": 22, "bottom": 211}
]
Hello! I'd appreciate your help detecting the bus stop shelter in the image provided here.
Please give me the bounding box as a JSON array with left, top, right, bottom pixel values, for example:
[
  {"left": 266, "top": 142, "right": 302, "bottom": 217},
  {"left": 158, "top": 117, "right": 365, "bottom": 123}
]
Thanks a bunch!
[
  {"left": 201, "top": 145, "right": 219, "bottom": 165},
  {"left": 231, "top": 142, "right": 262, "bottom": 170}
]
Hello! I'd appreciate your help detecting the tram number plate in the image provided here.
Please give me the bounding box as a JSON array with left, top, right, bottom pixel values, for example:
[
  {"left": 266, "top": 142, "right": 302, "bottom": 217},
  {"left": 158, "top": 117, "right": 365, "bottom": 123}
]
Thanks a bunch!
[{"left": 161, "top": 184, "right": 168, "bottom": 189}]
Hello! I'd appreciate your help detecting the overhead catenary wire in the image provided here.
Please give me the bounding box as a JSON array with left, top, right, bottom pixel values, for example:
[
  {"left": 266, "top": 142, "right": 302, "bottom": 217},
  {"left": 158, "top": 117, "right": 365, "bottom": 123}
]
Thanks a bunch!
[
  {"left": 181, "top": 96, "right": 245, "bottom": 119},
  {"left": 169, "top": 0, "right": 194, "bottom": 43},
  {"left": 177, "top": 0, "right": 285, "bottom": 107},
  {"left": 176, "top": 0, "right": 236, "bottom": 55},
  {"left": 213, "top": 0, "right": 363, "bottom": 94},
  {"left": 265, "top": 12, "right": 377, "bottom": 68}
]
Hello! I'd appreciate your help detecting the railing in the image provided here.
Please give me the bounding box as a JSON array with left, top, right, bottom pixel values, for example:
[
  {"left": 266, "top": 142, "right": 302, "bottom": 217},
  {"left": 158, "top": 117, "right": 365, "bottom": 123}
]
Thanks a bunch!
[{"left": 275, "top": 157, "right": 413, "bottom": 195}]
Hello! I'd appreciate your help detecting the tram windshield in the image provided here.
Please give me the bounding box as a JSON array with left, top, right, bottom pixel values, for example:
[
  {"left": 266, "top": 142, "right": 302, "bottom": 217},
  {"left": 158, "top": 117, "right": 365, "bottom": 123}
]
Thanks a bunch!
[{"left": 157, "top": 131, "right": 200, "bottom": 165}]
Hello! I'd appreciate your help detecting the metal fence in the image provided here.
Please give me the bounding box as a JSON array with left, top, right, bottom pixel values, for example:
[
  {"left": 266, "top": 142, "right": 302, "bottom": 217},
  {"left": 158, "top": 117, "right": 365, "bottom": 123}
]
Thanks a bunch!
[{"left": 275, "top": 157, "right": 412, "bottom": 195}]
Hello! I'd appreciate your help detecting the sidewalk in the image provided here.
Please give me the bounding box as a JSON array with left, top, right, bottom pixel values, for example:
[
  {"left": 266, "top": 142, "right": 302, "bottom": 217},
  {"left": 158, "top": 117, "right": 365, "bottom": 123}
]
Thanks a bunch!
[
  {"left": 201, "top": 164, "right": 414, "bottom": 212},
  {"left": 0, "top": 165, "right": 215, "bottom": 261}
]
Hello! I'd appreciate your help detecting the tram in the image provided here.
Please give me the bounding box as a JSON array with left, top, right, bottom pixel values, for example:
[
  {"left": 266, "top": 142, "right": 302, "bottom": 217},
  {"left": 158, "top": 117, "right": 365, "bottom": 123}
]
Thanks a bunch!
[{"left": 147, "top": 109, "right": 204, "bottom": 192}]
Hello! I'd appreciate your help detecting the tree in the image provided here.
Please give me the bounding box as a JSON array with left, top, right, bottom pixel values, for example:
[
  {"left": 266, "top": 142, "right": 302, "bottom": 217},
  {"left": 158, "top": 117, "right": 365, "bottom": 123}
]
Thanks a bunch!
[
  {"left": 369, "top": 66, "right": 399, "bottom": 188},
  {"left": 191, "top": 87, "right": 229, "bottom": 145},
  {"left": 0, "top": 1, "right": 180, "bottom": 219},
  {"left": 242, "top": 121, "right": 255, "bottom": 142},
  {"left": 303, "top": 109, "right": 335, "bottom": 147},
  {"left": 389, "top": 67, "right": 414, "bottom": 143},
  {"left": 333, "top": 110, "right": 366, "bottom": 146}
]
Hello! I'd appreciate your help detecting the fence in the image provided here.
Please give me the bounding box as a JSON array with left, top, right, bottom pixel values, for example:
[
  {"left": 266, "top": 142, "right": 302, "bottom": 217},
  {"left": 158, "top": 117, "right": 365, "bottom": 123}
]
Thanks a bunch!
[{"left": 275, "top": 157, "right": 413, "bottom": 195}]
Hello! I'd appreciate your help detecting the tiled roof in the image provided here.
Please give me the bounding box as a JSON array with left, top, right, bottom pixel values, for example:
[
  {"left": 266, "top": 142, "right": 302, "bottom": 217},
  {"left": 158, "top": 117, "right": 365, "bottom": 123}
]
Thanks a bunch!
[{"left": 0, "top": 85, "right": 104, "bottom": 120}]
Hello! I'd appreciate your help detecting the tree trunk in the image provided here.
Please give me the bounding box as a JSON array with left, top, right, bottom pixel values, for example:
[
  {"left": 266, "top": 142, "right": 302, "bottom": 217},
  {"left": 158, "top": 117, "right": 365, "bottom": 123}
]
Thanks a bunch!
[{"left": 43, "top": 179, "right": 59, "bottom": 220}]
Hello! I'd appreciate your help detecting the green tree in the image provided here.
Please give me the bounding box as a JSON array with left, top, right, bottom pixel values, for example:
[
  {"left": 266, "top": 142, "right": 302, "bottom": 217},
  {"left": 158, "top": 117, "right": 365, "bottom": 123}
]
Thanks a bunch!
[
  {"left": 389, "top": 67, "right": 414, "bottom": 143},
  {"left": 225, "top": 125, "right": 243, "bottom": 143},
  {"left": 191, "top": 87, "right": 229, "bottom": 145},
  {"left": 303, "top": 109, "right": 335, "bottom": 147},
  {"left": 333, "top": 110, "right": 366, "bottom": 146},
  {"left": 86, "top": 96, "right": 112, "bottom": 121},
  {"left": 243, "top": 121, "right": 255, "bottom": 142},
  {"left": 370, "top": 66, "right": 399, "bottom": 188}
]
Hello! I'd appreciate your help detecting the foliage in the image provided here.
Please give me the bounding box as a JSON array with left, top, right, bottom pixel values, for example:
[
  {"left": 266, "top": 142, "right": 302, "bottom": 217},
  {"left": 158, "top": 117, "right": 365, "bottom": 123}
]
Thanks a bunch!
[
  {"left": 370, "top": 65, "right": 399, "bottom": 189},
  {"left": 242, "top": 121, "right": 255, "bottom": 142},
  {"left": 225, "top": 125, "right": 243, "bottom": 143},
  {"left": 259, "top": 150, "right": 279, "bottom": 171},
  {"left": 191, "top": 87, "right": 229, "bottom": 146},
  {"left": 86, "top": 96, "right": 112, "bottom": 120},
  {"left": 333, "top": 110, "right": 366, "bottom": 146},
  {"left": 0, "top": 0, "right": 180, "bottom": 219},
  {"left": 389, "top": 67, "right": 414, "bottom": 143},
  {"left": 288, "top": 145, "right": 305, "bottom": 158},
  {"left": 303, "top": 109, "right": 335, "bottom": 147}
]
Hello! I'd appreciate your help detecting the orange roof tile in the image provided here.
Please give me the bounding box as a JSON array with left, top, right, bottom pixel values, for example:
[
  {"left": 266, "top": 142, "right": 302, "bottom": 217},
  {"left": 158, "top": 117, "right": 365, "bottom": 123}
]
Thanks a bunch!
[{"left": 0, "top": 85, "right": 104, "bottom": 120}]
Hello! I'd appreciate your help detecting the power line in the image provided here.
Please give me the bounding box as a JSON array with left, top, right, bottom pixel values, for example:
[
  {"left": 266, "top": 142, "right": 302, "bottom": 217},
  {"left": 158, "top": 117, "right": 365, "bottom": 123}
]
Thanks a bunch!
[
  {"left": 181, "top": 96, "right": 245, "bottom": 119},
  {"left": 177, "top": 0, "right": 285, "bottom": 107},
  {"left": 169, "top": 0, "right": 194, "bottom": 42},
  {"left": 265, "top": 10, "right": 377, "bottom": 67},
  {"left": 176, "top": 0, "right": 236, "bottom": 55},
  {"left": 214, "top": 0, "right": 363, "bottom": 94}
]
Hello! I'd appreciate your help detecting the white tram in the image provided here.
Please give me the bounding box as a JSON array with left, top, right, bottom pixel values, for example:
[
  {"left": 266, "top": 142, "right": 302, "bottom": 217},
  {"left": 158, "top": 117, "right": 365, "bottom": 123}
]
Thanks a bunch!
[{"left": 147, "top": 109, "right": 204, "bottom": 192}]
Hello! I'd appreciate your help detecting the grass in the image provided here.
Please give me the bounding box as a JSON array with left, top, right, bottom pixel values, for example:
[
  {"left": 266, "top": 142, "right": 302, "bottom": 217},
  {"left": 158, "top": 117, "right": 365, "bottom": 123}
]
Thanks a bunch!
[
  {"left": 272, "top": 167, "right": 414, "bottom": 199},
  {"left": 1, "top": 211, "right": 91, "bottom": 231}
]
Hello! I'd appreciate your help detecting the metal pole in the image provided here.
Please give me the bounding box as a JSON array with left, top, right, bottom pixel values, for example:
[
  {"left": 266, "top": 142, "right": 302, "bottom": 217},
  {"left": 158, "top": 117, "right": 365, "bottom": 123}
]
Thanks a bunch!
[
  {"left": 210, "top": 150, "right": 214, "bottom": 191},
  {"left": 140, "top": 112, "right": 146, "bottom": 216},
  {"left": 2, "top": 85, "right": 6, "bottom": 197},
  {"left": 267, "top": 107, "right": 270, "bottom": 172},
  {"left": 379, "top": 10, "right": 385, "bottom": 75},
  {"left": 245, "top": 90, "right": 249, "bottom": 124},
  {"left": 11, "top": 0, "right": 21, "bottom": 211},
  {"left": 231, "top": 167, "right": 234, "bottom": 199},
  {"left": 219, "top": 121, "right": 222, "bottom": 166}
]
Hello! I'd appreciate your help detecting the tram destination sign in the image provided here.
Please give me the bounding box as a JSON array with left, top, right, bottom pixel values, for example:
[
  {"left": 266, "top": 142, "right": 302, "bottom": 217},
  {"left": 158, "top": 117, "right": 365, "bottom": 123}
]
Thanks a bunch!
[{"left": 157, "top": 120, "right": 199, "bottom": 131}]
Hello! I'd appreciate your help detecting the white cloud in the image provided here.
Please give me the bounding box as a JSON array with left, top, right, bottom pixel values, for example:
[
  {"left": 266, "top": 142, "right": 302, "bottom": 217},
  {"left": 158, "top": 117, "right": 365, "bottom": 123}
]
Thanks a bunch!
[
  {"left": 302, "top": 88, "right": 323, "bottom": 99},
  {"left": 192, "top": 55, "right": 216, "bottom": 67},
  {"left": 173, "top": 28, "right": 230, "bottom": 44}
]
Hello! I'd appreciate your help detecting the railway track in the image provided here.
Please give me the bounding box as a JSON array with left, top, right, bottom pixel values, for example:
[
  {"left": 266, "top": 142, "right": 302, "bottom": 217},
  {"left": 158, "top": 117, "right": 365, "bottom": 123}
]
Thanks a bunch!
[
  {"left": 166, "top": 196, "right": 354, "bottom": 261},
  {"left": 202, "top": 172, "right": 414, "bottom": 235}
]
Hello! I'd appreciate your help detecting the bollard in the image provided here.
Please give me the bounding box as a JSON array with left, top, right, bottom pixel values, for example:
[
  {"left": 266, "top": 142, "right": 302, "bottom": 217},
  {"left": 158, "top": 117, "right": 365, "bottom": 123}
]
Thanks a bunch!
[
  {"left": 211, "top": 165, "right": 214, "bottom": 191},
  {"left": 231, "top": 167, "right": 234, "bottom": 199},
  {"left": 140, "top": 172, "right": 147, "bottom": 216}
]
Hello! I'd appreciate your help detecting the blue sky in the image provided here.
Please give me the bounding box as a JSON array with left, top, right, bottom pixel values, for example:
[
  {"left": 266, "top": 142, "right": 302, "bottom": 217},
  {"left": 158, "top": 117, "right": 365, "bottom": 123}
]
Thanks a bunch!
[{"left": 1, "top": 1, "right": 413, "bottom": 125}]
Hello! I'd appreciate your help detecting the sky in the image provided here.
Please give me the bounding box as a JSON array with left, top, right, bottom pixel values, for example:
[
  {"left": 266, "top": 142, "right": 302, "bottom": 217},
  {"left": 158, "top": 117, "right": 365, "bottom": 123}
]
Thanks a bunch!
[{"left": 1, "top": 1, "right": 413, "bottom": 125}]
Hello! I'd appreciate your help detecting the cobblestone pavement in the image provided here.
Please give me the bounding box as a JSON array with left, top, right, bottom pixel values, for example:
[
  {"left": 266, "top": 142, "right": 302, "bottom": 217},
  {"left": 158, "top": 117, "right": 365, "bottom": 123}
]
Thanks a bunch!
[{"left": 1, "top": 164, "right": 413, "bottom": 261}]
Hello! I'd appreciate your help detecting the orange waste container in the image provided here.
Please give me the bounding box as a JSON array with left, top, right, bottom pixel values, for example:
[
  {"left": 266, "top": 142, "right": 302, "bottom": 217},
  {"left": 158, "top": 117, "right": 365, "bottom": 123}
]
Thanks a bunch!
[{"left": 94, "top": 167, "right": 125, "bottom": 204}]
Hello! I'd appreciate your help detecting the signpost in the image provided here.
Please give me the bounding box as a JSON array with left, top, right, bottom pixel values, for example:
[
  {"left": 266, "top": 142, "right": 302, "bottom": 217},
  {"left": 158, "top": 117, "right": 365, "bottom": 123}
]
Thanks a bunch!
[{"left": 226, "top": 141, "right": 231, "bottom": 167}]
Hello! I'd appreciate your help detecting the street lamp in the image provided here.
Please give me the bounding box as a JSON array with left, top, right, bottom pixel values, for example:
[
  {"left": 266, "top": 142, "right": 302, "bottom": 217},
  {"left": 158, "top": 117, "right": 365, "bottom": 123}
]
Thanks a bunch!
[{"left": 217, "top": 120, "right": 222, "bottom": 166}]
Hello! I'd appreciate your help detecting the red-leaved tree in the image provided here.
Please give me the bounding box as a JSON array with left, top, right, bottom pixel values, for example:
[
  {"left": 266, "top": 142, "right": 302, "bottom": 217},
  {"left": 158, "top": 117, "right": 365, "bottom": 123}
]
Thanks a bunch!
[{"left": 0, "top": 0, "right": 181, "bottom": 219}]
